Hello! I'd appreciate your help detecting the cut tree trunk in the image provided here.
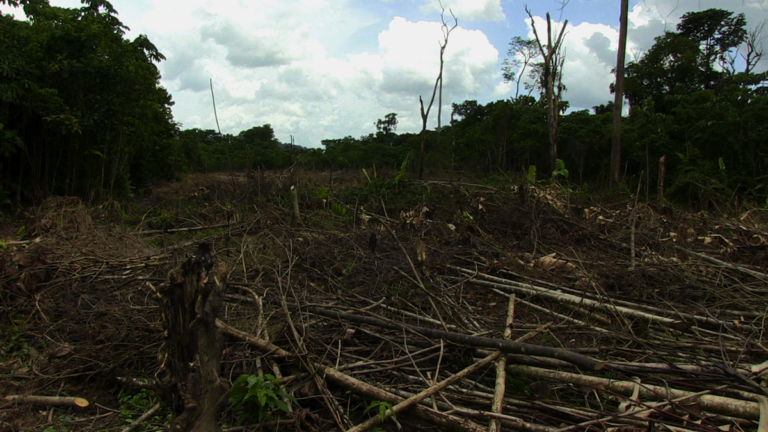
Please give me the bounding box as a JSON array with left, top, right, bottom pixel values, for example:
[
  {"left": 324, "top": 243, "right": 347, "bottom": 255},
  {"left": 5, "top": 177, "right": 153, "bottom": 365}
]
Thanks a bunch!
[{"left": 157, "top": 244, "right": 229, "bottom": 432}]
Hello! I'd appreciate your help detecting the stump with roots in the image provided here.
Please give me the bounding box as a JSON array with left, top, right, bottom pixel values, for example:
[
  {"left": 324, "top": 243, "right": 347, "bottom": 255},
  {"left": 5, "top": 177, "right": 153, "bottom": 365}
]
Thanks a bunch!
[{"left": 156, "top": 245, "right": 229, "bottom": 432}]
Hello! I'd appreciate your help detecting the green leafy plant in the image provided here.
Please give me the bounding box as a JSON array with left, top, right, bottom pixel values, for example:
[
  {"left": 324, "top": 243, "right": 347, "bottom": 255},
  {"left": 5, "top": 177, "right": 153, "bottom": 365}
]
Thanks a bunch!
[
  {"left": 394, "top": 151, "right": 411, "bottom": 184},
  {"left": 551, "top": 159, "right": 569, "bottom": 181},
  {"left": 2, "top": 325, "right": 29, "bottom": 360},
  {"left": 364, "top": 400, "right": 396, "bottom": 422},
  {"left": 118, "top": 388, "right": 158, "bottom": 423},
  {"left": 316, "top": 187, "right": 330, "bottom": 200},
  {"left": 150, "top": 210, "right": 172, "bottom": 229},
  {"left": 331, "top": 202, "right": 347, "bottom": 216},
  {"left": 229, "top": 374, "right": 296, "bottom": 425},
  {"left": 527, "top": 165, "right": 537, "bottom": 184}
]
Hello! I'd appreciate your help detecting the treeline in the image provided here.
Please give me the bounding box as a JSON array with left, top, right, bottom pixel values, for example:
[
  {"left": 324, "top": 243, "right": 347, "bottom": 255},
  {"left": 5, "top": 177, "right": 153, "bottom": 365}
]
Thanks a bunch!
[{"left": 177, "top": 126, "right": 416, "bottom": 175}]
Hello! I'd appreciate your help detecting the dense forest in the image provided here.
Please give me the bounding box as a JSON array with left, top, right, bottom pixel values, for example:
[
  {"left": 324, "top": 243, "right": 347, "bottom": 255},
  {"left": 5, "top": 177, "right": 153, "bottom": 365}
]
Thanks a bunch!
[{"left": 1, "top": 0, "right": 766, "bottom": 208}]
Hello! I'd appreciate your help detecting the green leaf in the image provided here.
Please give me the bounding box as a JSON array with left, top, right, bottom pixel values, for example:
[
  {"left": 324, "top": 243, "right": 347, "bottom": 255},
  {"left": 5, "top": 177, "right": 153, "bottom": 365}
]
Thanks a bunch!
[
  {"left": 229, "top": 385, "right": 247, "bottom": 403},
  {"left": 276, "top": 390, "right": 297, "bottom": 404},
  {"left": 527, "top": 165, "right": 537, "bottom": 184},
  {"left": 364, "top": 401, "right": 379, "bottom": 414},
  {"left": 273, "top": 399, "right": 289, "bottom": 413}
]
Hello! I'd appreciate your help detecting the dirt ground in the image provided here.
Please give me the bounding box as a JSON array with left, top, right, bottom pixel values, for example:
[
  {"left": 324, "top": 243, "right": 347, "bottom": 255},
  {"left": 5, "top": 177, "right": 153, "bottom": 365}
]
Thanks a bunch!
[{"left": 2, "top": 169, "right": 768, "bottom": 431}]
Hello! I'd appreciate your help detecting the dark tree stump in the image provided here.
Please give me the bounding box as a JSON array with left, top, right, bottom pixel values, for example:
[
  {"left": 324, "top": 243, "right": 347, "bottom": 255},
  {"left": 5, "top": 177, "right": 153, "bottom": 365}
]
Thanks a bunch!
[{"left": 157, "top": 244, "right": 228, "bottom": 432}]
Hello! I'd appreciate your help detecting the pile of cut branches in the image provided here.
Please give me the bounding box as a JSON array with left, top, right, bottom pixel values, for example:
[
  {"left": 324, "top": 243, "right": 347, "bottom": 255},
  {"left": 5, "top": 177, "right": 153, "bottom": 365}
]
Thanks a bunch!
[{"left": 2, "top": 177, "right": 768, "bottom": 431}]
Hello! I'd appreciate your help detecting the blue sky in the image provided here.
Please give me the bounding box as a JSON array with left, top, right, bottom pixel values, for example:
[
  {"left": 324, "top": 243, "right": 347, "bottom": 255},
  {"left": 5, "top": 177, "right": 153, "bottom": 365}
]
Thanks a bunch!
[{"left": 2, "top": 0, "right": 766, "bottom": 147}]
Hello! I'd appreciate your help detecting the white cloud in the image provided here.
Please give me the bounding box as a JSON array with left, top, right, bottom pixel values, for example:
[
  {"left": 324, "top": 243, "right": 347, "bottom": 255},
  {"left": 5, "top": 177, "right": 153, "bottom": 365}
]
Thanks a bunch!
[
  {"left": 628, "top": 0, "right": 768, "bottom": 54},
  {"left": 154, "top": 7, "right": 502, "bottom": 146},
  {"left": 421, "top": 0, "right": 505, "bottom": 22}
]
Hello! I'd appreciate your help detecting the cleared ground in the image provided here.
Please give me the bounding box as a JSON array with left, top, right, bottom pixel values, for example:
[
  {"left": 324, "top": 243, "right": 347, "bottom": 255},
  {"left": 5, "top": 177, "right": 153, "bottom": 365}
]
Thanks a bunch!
[{"left": 2, "top": 169, "right": 768, "bottom": 431}]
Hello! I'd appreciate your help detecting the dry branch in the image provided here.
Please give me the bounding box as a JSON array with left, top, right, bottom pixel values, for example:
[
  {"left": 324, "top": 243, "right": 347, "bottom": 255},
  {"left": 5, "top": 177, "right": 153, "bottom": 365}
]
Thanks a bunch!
[
  {"left": 215, "top": 320, "right": 487, "bottom": 432},
  {"left": 134, "top": 222, "right": 233, "bottom": 235},
  {"left": 451, "top": 266, "right": 687, "bottom": 328},
  {"left": 346, "top": 351, "right": 502, "bottom": 431},
  {"left": 121, "top": 402, "right": 162, "bottom": 432},
  {"left": 675, "top": 245, "right": 768, "bottom": 283},
  {"left": 298, "top": 304, "right": 605, "bottom": 370},
  {"left": 490, "top": 294, "right": 515, "bottom": 432},
  {"left": 514, "top": 365, "right": 761, "bottom": 420}
]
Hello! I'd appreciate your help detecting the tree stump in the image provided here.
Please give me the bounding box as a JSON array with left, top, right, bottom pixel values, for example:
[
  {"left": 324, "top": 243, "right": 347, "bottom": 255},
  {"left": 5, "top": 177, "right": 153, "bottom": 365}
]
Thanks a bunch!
[{"left": 156, "top": 244, "right": 228, "bottom": 432}]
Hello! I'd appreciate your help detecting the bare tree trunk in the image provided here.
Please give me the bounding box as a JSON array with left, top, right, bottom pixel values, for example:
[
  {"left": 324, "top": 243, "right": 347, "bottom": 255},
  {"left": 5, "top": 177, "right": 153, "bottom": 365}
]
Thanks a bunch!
[
  {"left": 157, "top": 244, "right": 229, "bottom": 432},
  {"left": 610, "top": 0, "right": 629, "bottom": 189},
  {"left": 210, "top": 79, "right": 237, "bottom": 193},
  {"left": 658, "top": 155, "right": 666, "bottom": 202},
  {"left": 546, "top": 66, "right": 557, "bottom": 173},
  {"left": 418, "top": 3, "right": 457, "bottom": 179},
  {"left": 437, "top": 60, "right": 444, "bottom": 133},
  {"left": 527, "top": 8, "right": 568, "bottom": 174},
  {"left": 419, "top": 96, "right": 429, "bottom": 180}
]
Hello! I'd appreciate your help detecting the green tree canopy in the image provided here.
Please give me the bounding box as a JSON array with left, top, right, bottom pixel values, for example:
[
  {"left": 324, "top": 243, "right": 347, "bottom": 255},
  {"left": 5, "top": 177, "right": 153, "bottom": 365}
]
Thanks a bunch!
[{"left": 0, "top": 0, "right": 178, "bottom": 201}]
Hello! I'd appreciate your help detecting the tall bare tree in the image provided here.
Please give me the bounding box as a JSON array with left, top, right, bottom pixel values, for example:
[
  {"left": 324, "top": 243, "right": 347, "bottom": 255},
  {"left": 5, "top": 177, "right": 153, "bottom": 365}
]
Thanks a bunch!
[
  {"left": 418, "top": 1, "right": 457, "bottom": 180},
  {"left": 526, "top": 6, "right": 568, "bottom": 173},
  {"left": 610, "top": 0, "right": 629, "bottom": 189},
  {"left": 739, "top": 19, "right": 765, "bottom": 75}
]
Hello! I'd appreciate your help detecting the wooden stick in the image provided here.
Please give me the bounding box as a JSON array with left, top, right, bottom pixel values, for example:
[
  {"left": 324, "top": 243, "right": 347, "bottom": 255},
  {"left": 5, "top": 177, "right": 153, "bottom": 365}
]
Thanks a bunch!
[
  {"left": 120, "top": 402, "right": 161, "bottom": 432},
  {"left": 450, "top": 267, "right": 680, "bottom": 327},
  {"left": 346, "top": 351, "right": 502, "bottom": 432},
  {"left": 291, "top": 185, "right": 302, "bottom": 225},
  {"left": 134, "top": 222, "right": 232, "bottom": 235},
  {"left": 515, "top": 365, "right": 761, "bottom": 420},
  {"left": 3, "top": 395, "right": 89, "bottom": 408},
  {"left": 489, "top": 294, "right": 515, "bottom": 432},
  {"left": 674, "top": 245, "right": 768, "bottom": 283}
]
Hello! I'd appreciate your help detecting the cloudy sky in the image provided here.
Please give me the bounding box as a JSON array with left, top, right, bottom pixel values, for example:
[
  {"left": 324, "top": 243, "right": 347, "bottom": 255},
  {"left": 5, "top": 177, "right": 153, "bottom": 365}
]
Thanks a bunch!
[{"left": 3, "top": 0, "right": 767, "bottom": 147}]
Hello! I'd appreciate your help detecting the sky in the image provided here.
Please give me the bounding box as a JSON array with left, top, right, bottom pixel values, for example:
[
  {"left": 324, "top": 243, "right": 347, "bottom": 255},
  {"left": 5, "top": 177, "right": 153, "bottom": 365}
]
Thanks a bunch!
[{"left": 3, "top": 0, "right": 767, "bottom": 147}]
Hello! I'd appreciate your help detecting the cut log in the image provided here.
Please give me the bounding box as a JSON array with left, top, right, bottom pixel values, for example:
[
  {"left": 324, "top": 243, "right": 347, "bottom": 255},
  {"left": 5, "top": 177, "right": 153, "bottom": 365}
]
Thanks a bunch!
[{"left": 3, "top": 395, "right": 89, "bottom": 408}]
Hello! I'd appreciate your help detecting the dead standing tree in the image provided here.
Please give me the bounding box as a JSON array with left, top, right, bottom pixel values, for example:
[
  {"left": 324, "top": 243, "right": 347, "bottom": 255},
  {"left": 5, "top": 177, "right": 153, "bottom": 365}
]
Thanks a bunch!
[
  {"left": 610, "top": 0, "right": 629, "bottom": 189},
  {"left": 155, "top": 243, "right": 229, "bottom": 432},
  {"left": 418, "top": 2, "right": 457, "bottom": 180},
  {"left": 525, "top": 6, "right": 568, "bottom": 174}
]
